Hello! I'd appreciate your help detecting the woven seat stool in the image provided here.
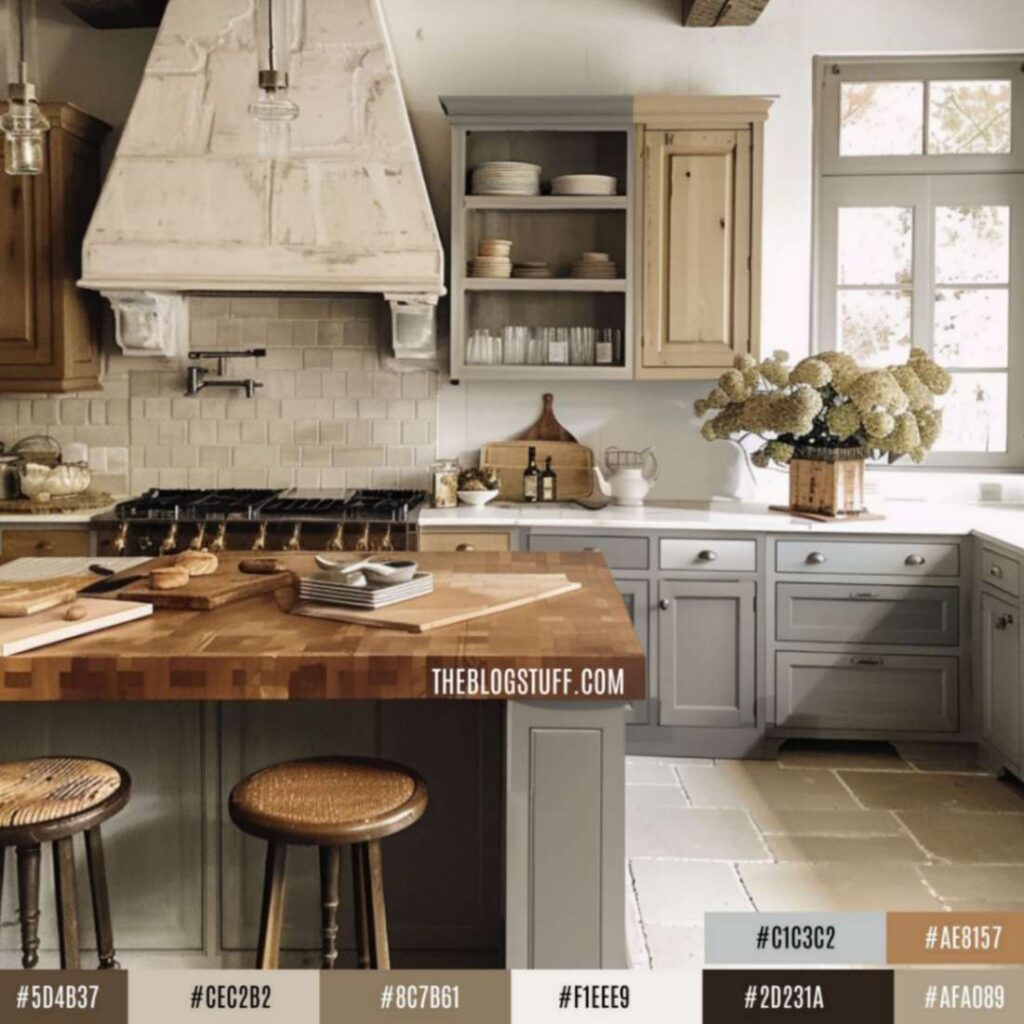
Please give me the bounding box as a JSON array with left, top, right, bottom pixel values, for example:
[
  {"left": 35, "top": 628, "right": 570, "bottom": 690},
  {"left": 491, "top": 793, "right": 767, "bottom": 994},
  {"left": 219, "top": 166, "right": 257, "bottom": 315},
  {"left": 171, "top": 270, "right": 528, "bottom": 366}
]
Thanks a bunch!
[
  {"left": 229, "top": 756, "right": 428, "bottom": 970},
  {"left": 0, "top": 757, "right": 131, "bottom": 970}
]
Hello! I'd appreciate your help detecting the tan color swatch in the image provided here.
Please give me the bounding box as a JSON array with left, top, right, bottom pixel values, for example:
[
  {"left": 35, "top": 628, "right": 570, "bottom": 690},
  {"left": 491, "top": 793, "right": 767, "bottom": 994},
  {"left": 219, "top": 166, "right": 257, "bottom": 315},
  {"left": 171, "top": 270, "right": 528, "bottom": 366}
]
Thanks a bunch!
[{"left": 889, "top": 913, "right": 1024, "bottom": 965}]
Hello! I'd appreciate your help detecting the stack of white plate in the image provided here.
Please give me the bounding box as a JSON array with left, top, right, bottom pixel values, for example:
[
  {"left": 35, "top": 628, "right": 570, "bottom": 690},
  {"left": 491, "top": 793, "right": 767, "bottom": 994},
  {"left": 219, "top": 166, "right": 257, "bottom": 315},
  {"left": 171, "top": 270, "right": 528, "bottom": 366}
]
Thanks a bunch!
[
  {"left": 298, "top": 571, "right": 434, "bottom": 610},
  {"left": 512, "top": 261, "right": 552, "bottom": 279},
  {"left": 471, "top": 161, "right": 542, "bottom": 196},
  {"left": 551, "top": 174, "right": 618, "bottom": 196},
  {"left": 571, "top": 252, "right": 619, "bottom": 279},
  {"left": 469, "top": 238, "right": 513, "bottom": 278}
]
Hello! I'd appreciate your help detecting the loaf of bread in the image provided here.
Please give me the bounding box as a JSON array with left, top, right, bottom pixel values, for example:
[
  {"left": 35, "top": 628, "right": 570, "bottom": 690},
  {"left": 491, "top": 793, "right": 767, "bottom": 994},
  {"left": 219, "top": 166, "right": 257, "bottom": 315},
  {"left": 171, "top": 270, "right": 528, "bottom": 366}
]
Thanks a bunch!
[
  {"left": 150, "top": 566, "right": 190, "bottom": 590},
  {"left": 175, "top": 550, "right": 219, "bottom": 576}
]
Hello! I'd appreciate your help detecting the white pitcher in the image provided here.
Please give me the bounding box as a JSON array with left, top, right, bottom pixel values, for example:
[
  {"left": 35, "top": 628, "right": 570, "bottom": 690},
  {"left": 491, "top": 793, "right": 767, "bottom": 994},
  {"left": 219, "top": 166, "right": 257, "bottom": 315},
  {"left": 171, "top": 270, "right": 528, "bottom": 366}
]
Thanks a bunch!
[{"left": 592, "top": 447, "right": 659, "bottom": 506}]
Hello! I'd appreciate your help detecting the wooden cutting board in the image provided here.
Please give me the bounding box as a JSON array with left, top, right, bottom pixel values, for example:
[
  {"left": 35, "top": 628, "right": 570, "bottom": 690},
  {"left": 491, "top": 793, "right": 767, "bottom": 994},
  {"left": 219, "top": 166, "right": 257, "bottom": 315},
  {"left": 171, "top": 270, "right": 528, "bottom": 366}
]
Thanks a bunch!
[
  {"left": 0, "top": 598, "right": 153, "bottom": 656},
  {"left": 0, "top": 576, "right": 97, "bottom": 617},
  {"left": 481, "top": 440, "right": 594, "bottom": 501},
  {"left": 518, "top": 393, "right": 579, "bottom": 443},
  {"left": 290, "top": 571, "right": 581, "bottom": 633},
  {"left": 116, "top": 568, "right": 293, "bottom": 610}
]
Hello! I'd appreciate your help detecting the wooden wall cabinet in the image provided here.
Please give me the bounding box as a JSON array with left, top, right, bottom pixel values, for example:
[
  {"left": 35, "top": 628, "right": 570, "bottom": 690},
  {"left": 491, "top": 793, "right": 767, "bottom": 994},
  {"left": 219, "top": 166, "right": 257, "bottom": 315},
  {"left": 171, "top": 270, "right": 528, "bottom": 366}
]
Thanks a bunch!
[
  {"left": 634, "top": 97, "right": 771, "bottom": 379},
  {"left": 0, "top": 103, "right": 109, "bottom": 392}
]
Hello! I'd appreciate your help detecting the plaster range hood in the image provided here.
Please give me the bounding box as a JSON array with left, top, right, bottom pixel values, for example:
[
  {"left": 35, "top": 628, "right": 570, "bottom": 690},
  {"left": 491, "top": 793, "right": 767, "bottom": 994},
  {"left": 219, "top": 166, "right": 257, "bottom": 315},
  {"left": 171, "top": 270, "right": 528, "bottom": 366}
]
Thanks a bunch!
[{"left": 79, "top": 0, "right": 444, "bottom": 358}]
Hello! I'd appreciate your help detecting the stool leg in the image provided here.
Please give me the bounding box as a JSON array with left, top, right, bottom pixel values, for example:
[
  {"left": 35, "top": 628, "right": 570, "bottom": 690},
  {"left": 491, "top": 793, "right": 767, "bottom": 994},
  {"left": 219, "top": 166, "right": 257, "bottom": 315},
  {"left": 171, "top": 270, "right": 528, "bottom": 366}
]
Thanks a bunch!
[
  {"left": 0, "top": 846, "right": 5, "bottom": 913},
  {"left": 16, "top": 845, "right": 41, "bottom": 969},
  {"left": 365, "top": 840, "right": 390, "bottom": 970},
  {"left": 53, "top": 837, "right": 81, "bottom": 970},
  {"left": 85, "top": 827, "right": 118, "bottom": 969},
  {"left": 352, "top": 843, "right": 371, "bottom": 969},
  {"left": 255, "top": 842, "right": 287, "bottom": 970},
  {"left": 318, "top": 846, "right": 341, "bottom": 969}
]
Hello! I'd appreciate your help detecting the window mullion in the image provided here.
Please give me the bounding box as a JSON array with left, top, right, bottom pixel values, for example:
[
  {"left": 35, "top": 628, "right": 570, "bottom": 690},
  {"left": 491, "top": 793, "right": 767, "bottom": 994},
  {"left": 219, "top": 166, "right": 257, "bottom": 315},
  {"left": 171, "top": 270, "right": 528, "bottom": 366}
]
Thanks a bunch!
[{"left": 912, "top": 176, "right": 935, "bottom": 357}]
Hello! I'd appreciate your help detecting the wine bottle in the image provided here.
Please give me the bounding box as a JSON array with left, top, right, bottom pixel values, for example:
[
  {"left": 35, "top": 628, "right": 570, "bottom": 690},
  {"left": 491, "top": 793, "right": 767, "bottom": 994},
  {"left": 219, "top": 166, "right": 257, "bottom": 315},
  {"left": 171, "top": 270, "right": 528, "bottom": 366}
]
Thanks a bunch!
[
  {"left": 540, "top": 456, "right": 557, "bottom": 502},
  {"left": 523, "top": 446, "right": 540, "bottom": 502}
]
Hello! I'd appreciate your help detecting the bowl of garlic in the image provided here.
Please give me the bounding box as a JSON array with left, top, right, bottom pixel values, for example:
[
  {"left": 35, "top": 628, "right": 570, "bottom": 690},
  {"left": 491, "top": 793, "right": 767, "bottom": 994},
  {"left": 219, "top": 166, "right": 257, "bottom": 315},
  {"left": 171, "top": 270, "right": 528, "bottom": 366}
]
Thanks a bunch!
[{"left": 18, "top": 461, "right": 92, "bottom": 502}]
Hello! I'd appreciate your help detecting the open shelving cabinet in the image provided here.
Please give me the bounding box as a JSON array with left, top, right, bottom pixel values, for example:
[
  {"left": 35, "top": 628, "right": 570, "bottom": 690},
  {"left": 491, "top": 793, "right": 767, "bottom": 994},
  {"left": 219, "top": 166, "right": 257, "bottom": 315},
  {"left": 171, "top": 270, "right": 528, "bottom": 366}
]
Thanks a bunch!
[{"left": 442, "top": 97, "right": 636, "bottom": 381}]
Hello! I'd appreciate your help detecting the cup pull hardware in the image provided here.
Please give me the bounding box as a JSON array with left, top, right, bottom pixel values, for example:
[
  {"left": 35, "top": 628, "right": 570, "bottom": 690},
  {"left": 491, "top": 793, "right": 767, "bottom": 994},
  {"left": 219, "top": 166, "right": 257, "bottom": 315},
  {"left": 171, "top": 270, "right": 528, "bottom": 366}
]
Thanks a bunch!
[
  {"left": 849, "top": 591, "right": 881, "bottom": 600},
  {"left": 905, "top": 554, "right": 925, "bottom": 566},
  {"left": 456, "top": 543, "right": 475, "bottom": 552},
  {"left": 851, "top": 656, "right": 884, "bottom": 666},
  {"left": 697, "top": 550, "right": 718, "bottom": 562},
  {"left": 806, "top": 552, "right": 826, "bottom": 565}
]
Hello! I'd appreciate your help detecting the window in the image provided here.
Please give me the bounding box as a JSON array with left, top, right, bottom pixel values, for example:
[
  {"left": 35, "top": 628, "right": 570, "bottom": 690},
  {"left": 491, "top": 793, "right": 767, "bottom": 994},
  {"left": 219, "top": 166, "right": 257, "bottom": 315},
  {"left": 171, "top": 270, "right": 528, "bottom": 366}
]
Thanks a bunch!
[{"left": 814, "top": 57, "right": 1024, "bottom": 466}]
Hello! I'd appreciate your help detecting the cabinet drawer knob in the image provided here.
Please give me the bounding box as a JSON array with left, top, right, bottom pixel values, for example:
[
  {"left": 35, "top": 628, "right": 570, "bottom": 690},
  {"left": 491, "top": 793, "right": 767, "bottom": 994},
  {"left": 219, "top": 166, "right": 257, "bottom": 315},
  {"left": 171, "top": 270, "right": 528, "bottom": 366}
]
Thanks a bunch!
[
  {"left": 697, "top": 549, "right": 717, "bottom": 562},
  {"left": 851, "top": 656, "right": 884, "bottom": 666},
  {"left": 990, "top": 564, "right": 1004, "bottom": 578},
  {"left": 584, "top": 546, "right": 600, "bottom": 552},
  {"left": 996, "top": 614, "right": 1015, "bottom": 630},
  {"left": 905, "top": 554, "right": 925, "bottom": 566},
  {"left": 806, "top": 552, "right": 826, "bottom": 565},
  {"left": 658, "top": 598, "right": 670, "bottom": 611},
  {"left": 849, "top": 591, "right": 881, "bottom": 600},
  {"left": 35, "top": 540, "right": 55, "bottom": 553},
  {"left": 455, "top": 543, "right": 475, "bottom": 552}
]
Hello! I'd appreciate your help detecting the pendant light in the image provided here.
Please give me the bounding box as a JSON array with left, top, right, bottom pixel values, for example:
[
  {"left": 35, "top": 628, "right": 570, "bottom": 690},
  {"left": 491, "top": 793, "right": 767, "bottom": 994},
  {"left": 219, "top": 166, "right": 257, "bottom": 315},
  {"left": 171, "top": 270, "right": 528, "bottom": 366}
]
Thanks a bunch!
[
  {"left": 2, "top": 0, "right": 49, "bottom": 176},
  {"left": 249, "top": 0, "right": 298, "bottom": 160}
]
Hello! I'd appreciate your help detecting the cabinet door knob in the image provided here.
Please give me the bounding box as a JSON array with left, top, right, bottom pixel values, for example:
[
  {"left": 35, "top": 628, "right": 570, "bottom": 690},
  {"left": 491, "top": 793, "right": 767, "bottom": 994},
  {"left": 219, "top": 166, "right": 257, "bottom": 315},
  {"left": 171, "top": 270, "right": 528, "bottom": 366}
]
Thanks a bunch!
[
  {"left": 990, "top": 564, "right": 1004, "bottom": 578},
  {"left": 658, "top": 598, "right": 670, "bottom": 611},
  {"left": 806, "top": 552, "right": 826, "bottom": 564},
  {"left": 905, "top": 554, "right": 925, "bottom": 566},
  {"left": 456, "top": 543, "right": 475, "bottom": 552},
  {"left": 697, "top": 549, "right": 717, "bottom": 561},
  {"left": 996, "top": 614, "right": 1015, "bottom": 630}
]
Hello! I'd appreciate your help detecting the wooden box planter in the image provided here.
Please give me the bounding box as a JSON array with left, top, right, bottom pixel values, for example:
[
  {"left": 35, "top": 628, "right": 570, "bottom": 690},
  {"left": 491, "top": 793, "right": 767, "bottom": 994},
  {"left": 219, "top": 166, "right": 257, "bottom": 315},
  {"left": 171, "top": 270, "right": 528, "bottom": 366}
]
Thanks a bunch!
[{"left": 788, "top": 447, "right": 866, "bottom": 516}]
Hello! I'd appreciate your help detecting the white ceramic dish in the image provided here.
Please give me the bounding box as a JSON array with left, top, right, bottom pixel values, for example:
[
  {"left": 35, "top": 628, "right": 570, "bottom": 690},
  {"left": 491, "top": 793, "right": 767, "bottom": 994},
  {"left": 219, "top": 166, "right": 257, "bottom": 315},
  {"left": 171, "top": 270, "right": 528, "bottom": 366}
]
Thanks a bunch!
[{"left": 457, "top": 489, "right": 500, "bottom": 507}]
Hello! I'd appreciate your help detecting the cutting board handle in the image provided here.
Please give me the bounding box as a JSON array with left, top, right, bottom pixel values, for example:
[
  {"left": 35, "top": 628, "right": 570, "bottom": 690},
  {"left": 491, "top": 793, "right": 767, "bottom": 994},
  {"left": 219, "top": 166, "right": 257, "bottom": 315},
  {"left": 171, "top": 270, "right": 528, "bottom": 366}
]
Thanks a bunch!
[{"left": 518, "top": 393, "right": 578, "bottom": 444}]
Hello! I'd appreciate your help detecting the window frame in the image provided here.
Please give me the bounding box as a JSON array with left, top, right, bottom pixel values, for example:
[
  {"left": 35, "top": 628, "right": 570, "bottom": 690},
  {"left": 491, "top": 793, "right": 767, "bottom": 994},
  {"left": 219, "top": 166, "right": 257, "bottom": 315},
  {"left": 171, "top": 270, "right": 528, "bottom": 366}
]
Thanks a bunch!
[{"left": 813, "top": 55, "right": 1024, "bottom": 470}]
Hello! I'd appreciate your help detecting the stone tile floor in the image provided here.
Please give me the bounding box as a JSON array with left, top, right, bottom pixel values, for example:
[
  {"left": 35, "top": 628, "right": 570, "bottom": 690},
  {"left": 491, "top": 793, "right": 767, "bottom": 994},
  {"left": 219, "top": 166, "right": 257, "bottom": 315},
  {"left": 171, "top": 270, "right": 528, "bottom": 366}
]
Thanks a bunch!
[{"left": 625, "top": 741, "right": 1024, "bottom": 969}]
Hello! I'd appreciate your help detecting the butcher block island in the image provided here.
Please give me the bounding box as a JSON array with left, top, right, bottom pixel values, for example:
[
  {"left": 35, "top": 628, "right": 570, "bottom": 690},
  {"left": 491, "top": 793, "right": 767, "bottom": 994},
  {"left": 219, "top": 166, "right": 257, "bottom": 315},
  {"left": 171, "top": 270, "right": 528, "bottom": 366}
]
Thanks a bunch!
[{"left": 0, "top": 552, "right": 641, "bottom": 970}]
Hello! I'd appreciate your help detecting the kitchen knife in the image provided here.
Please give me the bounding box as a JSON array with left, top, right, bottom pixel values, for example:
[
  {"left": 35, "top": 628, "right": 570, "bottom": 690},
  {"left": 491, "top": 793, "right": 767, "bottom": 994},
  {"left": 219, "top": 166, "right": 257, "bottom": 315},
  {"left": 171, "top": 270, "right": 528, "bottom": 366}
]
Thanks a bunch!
[{"left": 79, "top": 574, "right": 147, "bottom": 595}]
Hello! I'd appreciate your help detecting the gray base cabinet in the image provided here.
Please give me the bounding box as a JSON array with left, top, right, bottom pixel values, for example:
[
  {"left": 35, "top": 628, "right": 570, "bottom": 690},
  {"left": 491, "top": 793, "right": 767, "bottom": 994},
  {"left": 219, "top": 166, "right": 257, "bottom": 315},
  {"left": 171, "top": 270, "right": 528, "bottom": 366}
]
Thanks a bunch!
[
  {"left": 658, "top": 579, "right": 756, "bottom": 728},
  {"left": 775, "top": 652, "right": 959, "bottom": 733},
  {"left": 979, "top": 589, "right": 1022, "bottom": 771},
  {"left": 615, "top": 577, "right": 651, "bottom": 725}
]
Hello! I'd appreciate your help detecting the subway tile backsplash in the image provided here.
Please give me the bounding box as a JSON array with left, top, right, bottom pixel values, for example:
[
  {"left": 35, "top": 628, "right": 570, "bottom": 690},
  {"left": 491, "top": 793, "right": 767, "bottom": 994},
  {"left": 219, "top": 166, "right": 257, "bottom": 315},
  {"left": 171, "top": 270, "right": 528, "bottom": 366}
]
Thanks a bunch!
[{"left": 0, "top": 296, "right": 438, "bottom": 495}]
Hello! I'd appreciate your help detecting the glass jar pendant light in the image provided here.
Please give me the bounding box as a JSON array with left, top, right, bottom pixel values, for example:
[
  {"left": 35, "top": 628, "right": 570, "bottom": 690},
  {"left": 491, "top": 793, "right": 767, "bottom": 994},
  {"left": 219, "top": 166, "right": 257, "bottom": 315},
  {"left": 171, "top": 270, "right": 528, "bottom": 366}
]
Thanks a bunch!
[
  {"left": 3, "top": 0, "right": 49, "bottom": 176},
  {"left": 249, "top": 0, "right": 298, "bottom": 160}
]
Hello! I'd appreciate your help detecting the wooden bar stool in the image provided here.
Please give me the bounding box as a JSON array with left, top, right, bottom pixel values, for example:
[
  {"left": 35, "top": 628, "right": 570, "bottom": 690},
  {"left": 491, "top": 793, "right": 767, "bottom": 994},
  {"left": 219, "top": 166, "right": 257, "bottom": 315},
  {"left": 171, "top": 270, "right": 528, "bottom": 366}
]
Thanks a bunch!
[
  {"left": 0, "top": 757, "right": 130, "bottom": 970},
  {"left": 229, "top": 756, "right": 428, "bottom": 970}
]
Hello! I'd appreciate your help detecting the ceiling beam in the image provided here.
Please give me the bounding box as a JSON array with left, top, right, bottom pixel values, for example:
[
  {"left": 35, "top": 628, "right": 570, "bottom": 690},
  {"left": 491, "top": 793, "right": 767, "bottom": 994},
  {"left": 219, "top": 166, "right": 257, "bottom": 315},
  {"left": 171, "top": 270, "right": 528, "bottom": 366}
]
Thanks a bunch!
[
  {"left": 61, "top": 0, "right": 168, "bottom": 29},
  {"left": 681, "top": 0, "right": 771, "bottom": 27}
]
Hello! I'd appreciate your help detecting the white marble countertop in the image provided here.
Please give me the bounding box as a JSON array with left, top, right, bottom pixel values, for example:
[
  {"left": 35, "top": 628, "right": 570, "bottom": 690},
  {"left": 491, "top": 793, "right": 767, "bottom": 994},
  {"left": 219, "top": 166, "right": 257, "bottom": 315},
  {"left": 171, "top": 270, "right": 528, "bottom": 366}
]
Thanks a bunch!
[
  {"left": 0, "top": 504, "right": 117, "bottom": 524},
  {"left": 420, "top": 499, "right": 1024, "bottom": 552}
]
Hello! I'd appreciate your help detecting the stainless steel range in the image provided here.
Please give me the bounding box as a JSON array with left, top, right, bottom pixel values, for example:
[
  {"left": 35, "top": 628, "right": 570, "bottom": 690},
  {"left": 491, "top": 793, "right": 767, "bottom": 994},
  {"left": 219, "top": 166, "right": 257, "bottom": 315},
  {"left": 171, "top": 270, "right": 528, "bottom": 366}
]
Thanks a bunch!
[{"left": 94, "top": 489, "right": 427, "bottom": 556}]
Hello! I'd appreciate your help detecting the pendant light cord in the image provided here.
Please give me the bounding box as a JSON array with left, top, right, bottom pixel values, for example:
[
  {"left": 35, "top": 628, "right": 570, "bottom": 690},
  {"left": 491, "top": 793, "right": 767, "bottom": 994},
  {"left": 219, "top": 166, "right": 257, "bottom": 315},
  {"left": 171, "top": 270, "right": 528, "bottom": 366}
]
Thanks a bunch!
[{"left": 266, "top": 0, "right": 277, "bottom": 73}]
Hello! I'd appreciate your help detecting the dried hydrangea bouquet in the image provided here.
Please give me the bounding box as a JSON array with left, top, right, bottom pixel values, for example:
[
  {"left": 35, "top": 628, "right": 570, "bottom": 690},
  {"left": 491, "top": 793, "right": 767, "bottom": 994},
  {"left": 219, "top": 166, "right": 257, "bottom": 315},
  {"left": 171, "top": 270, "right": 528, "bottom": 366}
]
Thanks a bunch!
[{"left": 693, "top": 349, "right": 952, "bottom": 516}]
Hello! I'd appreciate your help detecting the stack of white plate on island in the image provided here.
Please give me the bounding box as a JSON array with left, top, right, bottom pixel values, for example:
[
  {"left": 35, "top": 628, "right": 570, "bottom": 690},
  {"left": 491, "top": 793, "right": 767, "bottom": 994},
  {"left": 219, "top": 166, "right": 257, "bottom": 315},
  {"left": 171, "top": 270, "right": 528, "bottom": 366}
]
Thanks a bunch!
[
  {"left": 471, "top": 161, "right": 542, "bottom": 196},
  {"left": 512, "top": 260, "right": 552, "bottom": 279},
  {"left": 551, "top": 173, "right": 618, "bottom": 196},
  {"left": 570, "top": 252, "right": 619, "bottom": 279},
  {"left": 469, "top": 238, "right": 514, "bottom": 278},
  {"left": 299, "top": 570, "right": 434, "bottom": 610}
]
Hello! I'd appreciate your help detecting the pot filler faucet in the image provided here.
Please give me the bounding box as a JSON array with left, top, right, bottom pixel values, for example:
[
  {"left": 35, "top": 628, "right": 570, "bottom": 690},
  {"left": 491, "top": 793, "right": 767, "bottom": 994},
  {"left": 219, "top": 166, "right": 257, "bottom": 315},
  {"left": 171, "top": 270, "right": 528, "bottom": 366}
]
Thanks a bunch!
[{"left": 186, "top": 350, "right": 266, "bottom": 398}]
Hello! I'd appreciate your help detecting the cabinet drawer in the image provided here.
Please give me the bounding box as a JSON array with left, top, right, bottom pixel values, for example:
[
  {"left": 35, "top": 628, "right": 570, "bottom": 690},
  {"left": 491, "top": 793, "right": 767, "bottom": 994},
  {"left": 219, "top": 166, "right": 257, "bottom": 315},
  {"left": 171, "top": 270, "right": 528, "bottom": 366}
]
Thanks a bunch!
[
  {"left": 1, "top": 529, "right": 90, "bottom": 558},
  {"left": 775, "top": 652, "right": 958, "bottom": 733},
  {"left": 660, "top": 538, "right": 756, "bottom": 572},
  {"left": 528, "top": 533, "right": 648, "bottom": 570},
  {"left": 776, "top": 583, "right": 959, "bottom": 647},
  {"left": 776, "top": 540, "right": 959, "bottom": 577},
  {"left": 419, "top": 530, "right": 511, "bottom": 553},
  {"left": 980, "top": 547, "right": 1020, "bottom": 598}
]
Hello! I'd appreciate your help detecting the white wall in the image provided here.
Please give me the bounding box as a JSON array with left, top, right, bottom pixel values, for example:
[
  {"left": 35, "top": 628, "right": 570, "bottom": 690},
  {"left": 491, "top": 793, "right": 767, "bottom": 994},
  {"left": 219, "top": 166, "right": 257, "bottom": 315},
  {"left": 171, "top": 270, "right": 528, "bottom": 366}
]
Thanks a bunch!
[
  {"left": 8, "top": 0, "right": 1024, "bottom": 500},
  {"left": 382, "top": 0, "right": 1024, "bottom": 499}
]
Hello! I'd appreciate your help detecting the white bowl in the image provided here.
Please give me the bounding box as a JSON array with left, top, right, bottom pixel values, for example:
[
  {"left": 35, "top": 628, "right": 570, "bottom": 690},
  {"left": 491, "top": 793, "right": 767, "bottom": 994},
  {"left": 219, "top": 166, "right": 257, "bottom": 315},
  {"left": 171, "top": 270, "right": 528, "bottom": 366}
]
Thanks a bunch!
[{"left": 458, "top": 489, "right": 499, "bottom": 507}]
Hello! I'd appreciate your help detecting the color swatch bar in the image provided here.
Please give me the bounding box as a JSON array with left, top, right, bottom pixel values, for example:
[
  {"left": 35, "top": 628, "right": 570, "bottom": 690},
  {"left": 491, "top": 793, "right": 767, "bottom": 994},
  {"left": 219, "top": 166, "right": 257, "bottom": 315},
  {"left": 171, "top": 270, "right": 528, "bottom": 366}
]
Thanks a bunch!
[
  {"left": 888, "top": 913, "right": 1024, "bottom": 964},
  {"left": 705, "top": 912, "right": 886, "bottom": 964}
]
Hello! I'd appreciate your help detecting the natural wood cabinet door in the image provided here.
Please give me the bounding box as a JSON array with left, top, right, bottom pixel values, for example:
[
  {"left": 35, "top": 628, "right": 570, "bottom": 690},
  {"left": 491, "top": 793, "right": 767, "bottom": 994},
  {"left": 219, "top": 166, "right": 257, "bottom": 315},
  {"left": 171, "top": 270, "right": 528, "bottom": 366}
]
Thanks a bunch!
[
  {"left": 0, "top": 104, "right": 108, "bottom": 392},
  {"left": 658, "top": 578, "right": 756, "bottom": 727},
  {"left": 641, "top": 129, "right": 753, "bottom": 374},
  {"left": 980, "top": 591, "right": 1021, "bottom": 768}
]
